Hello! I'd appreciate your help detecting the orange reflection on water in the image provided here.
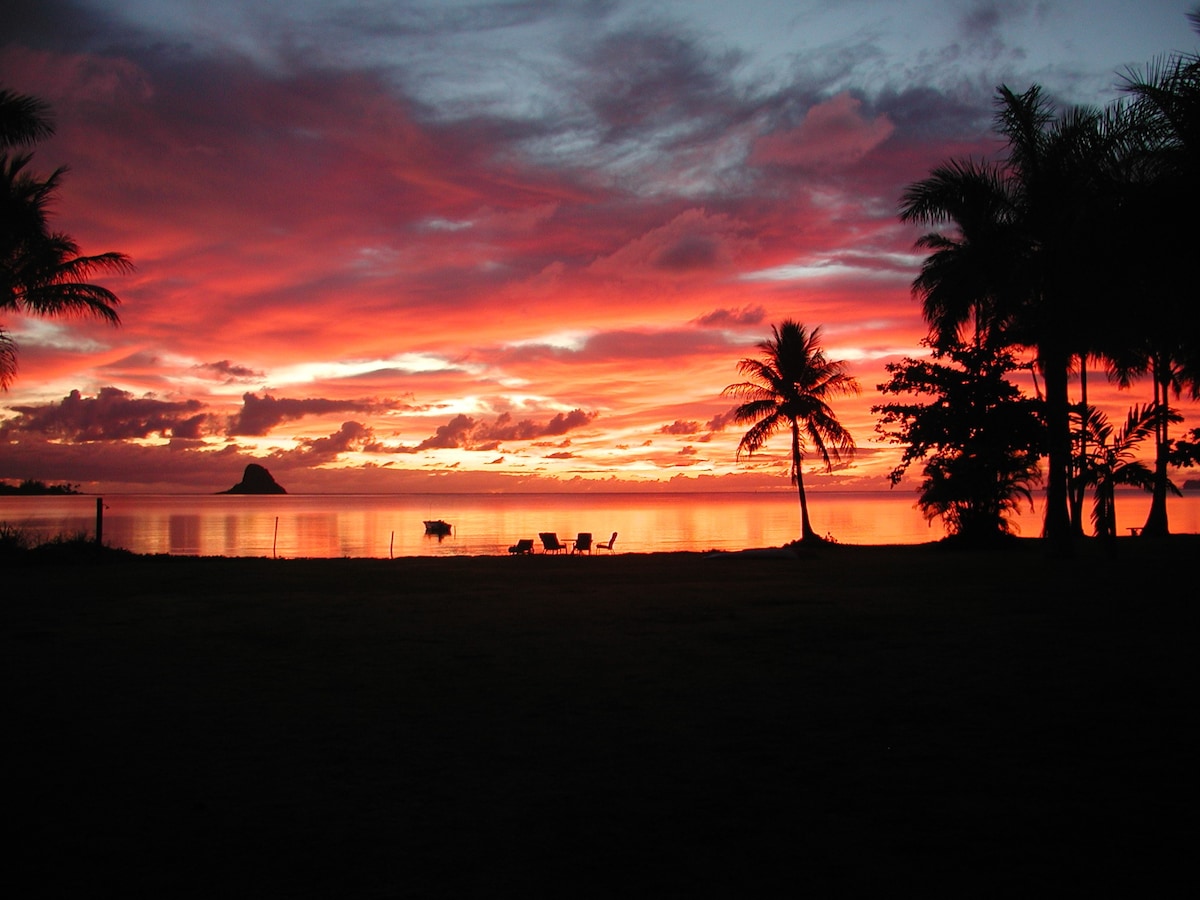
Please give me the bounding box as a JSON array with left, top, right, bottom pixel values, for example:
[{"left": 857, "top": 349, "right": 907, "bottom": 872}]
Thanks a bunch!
[{"left": 2, "top": 491, "right": 1197, "bottom": 558}]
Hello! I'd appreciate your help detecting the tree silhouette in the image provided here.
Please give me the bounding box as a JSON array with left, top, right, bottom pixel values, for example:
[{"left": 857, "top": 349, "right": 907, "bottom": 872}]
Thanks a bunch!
[
  {"left": 0, "top": 87, "right": 131, "bottom": 388},
  {"left": 900, "top": 85, "right": 1130, "bottom": 552},
  {"left": 724, "top": 321, "right": 859, "bottom": 543},
  {"left": 1073, "top": 404, "right": 1175, "bottom": 539},
  {"left": 1114, "top": 26, "right": 1200, "bottom": 535},
  {"left": 1168, "top": 426, "right": 1200, "bottom": 469},
  {"left": 0, "top": 88, "right": 54, "bottom": 149},
  {"left": 875, "top": 343, "right": 1044, "bottom": 542}
]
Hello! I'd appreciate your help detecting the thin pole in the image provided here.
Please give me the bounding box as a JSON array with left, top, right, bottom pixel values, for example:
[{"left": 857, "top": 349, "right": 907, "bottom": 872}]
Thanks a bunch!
[
  {"left": 95, "top": 497, "right": 103, "bottom": 546},
  {"left": 273, "top": 516, "right": 279, "bottom": 559},
  {"left": 390, "top": 531, "right": 394, "bottom": 559}
]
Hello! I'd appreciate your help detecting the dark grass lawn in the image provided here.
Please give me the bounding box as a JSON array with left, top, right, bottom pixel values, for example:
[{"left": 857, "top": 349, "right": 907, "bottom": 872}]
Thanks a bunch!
[{"left": 5, "top": 538, "right": 1195, "bottom": 896}]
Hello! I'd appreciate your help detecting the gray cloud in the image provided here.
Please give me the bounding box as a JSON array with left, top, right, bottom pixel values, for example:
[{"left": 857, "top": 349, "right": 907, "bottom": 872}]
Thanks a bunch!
[
  {"left": 291, "top": 421, "right": 375, "bottom": 463},
  {"left": 707, "top": 411, "right": 736, "bottom": 432},
  {"left": 412, "top": 408, "right": 597, "bottom": 451},
  {"left": 695, "top": 305, "right": 767, "bottom": 328},
  {"left": 660, "top": 420, "right": 701, "bottom": 435},
  {"left": 2, "top": 388, "right": 207, "bottom": 441},
  {"left": 195, "top": 360, "right": 265, "bottom": 382},
  {"left": 229, "top": 393, "right": 385, "bottom": 436}
]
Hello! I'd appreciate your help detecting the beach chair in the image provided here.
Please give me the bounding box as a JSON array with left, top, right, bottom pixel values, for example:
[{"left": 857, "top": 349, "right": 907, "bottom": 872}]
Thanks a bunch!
[
  {"left": 508, "top": 539, "right": 534, "bottom": 555},
  {"left": 596, "top": 532, "right": 618, "bottom": 553},
  {"left": 539, "top": 532, "right": 568, "bottom": 554},
  {"left": 572, "top": 532, "right": 592, "bottom": 554}
]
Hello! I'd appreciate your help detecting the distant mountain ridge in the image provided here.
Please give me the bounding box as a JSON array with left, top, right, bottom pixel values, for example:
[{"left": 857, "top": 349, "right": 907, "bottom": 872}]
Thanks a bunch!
[{"left": 220, "top": 464, "right": 287, "bottom": 494}]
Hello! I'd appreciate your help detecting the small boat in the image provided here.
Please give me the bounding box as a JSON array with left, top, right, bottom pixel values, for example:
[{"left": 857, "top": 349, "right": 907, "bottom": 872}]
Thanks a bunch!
[{"left": 423, "top": 519, "right": 453, "bottom": 536}]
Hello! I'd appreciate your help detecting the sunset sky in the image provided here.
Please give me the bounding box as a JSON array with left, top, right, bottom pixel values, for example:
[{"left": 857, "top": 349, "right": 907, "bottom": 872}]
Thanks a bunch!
[{"left": 3, "top": 0, "right": 1198, "bottom": 494}]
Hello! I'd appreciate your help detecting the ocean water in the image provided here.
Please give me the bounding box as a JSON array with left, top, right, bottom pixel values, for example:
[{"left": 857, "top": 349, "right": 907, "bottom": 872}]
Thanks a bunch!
[{"left": 2, "top": 491, "right": 1197, "bottom": 558}]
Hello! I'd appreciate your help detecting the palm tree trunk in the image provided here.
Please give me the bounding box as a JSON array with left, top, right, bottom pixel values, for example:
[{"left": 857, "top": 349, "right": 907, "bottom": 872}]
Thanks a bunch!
[
  {"left": 1069, "top": 359, "right": 1088, "bottom": 536},
  {"left": 1099, "top": 480, "right": 1116, "bottom": 540},
  {"left": 796, "top": 471, "right": 816, "bottom": 542},
  {"left": 1041, "top": 348, "right": 1073, "bottom": 554},
  {"left": 1142, "top": 368, "right": 1171, "bottom": 536},
  {"left": 792, "top": 421, "right": 816, "bottom": 541}
]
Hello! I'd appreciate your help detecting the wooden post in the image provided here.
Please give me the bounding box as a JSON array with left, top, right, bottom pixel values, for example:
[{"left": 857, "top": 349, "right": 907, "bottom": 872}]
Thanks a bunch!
[
  {"left": 273, "top": 516, "right": 279, "bottom": 559},
  {"left": 95, "top": 497, "right": 103, "bottom": 546}
]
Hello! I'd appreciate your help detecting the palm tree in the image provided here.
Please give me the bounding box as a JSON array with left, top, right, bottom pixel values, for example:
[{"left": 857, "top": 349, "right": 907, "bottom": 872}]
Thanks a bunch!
[
  {"left": 1076, "top": 404, "right": 1177, "bottom": 539},
  {"left": 1, "top": 93, "right": 131, "bottom": 389},
  {"left": 1116, "top": 27, "right": 1200, "bottom": 535},
  {"left": 724, "top": 321, "right": 859, "bottom": 542},
  {"left": 1106, "top": 341, "right": 1196, "bottom": 535}
]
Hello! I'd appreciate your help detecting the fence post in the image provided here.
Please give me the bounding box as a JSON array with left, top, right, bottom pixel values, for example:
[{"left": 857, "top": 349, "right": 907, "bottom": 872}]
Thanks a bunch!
[{"left": 95, "top": 497, "right": 104, "bottom": 546}]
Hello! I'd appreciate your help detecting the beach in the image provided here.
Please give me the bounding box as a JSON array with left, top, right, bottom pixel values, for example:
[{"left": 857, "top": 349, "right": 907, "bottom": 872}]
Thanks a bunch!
[{"left": 6, "top": 540, "right": 1193, "bottom": 895}]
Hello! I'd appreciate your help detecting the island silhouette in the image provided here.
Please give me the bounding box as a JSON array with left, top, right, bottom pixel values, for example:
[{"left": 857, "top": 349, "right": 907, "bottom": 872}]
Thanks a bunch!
[{"left": 219, "top": 463, "right": 287, "bottom": 494}]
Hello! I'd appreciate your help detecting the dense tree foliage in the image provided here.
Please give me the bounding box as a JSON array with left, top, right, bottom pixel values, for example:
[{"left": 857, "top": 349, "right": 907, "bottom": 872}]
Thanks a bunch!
[
  {"left": 875, "top": 344, "right": 1044, "bottom": 541},
  {"left": 1168, "top": 427, "right": 1200, "bottom": 469}
]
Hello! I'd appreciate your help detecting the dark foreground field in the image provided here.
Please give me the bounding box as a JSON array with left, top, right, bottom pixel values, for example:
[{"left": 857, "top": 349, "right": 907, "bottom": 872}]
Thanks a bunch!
[{"left": 5, "top": 539, "right": 1195, "bottom": 896}]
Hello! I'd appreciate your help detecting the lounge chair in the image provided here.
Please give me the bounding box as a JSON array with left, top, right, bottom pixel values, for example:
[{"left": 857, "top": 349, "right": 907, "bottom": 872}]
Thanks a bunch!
[
  {"left": 539, "top": 532, "right": 568, "bottom": 554},
  {"left": 596, "top": 532, "right": 618, "bottom": 553},
  {"left": 508, "top": 539, "right": 534, "bottom": 555},
  {"left": 572, "top": 532, "right": 592, "bottom": 554}
]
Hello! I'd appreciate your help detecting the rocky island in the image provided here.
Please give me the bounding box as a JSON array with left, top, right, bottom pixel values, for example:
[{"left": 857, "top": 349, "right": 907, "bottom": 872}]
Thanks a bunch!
[{"left": 220, "top": 463, "right": 287, "bottom": 494}]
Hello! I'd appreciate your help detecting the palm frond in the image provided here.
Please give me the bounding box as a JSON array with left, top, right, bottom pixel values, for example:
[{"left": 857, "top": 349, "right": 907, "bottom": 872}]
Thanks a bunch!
[
  {"left": 804, "top": 405, "right": 857, "bottom": 471},
  {"left": 726, "top": 397, "right": 780, "bottom": 424},
  {"left": 995, "top": 84, "right": 1054, "bottom": 175},
  {"left": 0, "top": 89, "right": 55, "bottom": 148},
  {"left": 18, "top": 282, "right": 123, "bottom": 323},
  {"left": 0, "top": 327, "right": 16, "bottom": 389},
  {"left": 733, "top": 356, "right": 785, "bottom": 392},
  {"left": 735, "top": 413, "right": 783, "bottom": 459},
  {"left": 7, "top": 232, "right": 131, "bottom": 321},
  {"left": 899, "top": 158, "right": 1011, "bottom": 227},
  {"left": 725, "top": 320, "right": 859, "bottom": 474}
]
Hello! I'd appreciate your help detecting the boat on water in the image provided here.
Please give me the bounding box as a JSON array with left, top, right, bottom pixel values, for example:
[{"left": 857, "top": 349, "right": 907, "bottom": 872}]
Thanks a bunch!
[{"left": 423, "top": 519, "right": 453, "bottom": 536}]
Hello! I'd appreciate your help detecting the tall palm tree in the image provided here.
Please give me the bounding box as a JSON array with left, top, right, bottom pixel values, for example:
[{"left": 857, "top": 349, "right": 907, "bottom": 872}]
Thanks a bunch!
[
  {"left": 724, "top": 321, "right": 859, "bottom": 543},
  {"left": 1, "top": 96, "right": 130, "bottom": 389},
  {"left": 1117, "top": 28, "right": 1200, "bottom": 535}
]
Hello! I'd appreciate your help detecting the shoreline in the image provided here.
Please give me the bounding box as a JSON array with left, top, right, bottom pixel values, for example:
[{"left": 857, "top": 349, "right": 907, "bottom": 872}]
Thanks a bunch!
[
  {"left": 8, "top": 538, "right": 1193, "bottom": 893},
  {"left": 9, "top": 490, "right": 1197, "bottom": 556}
]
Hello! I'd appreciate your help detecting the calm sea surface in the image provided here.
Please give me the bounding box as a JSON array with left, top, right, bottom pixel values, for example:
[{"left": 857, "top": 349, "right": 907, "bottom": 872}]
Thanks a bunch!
[{"left": 2, "top": 491, "right": 1197, "bottom": 558}]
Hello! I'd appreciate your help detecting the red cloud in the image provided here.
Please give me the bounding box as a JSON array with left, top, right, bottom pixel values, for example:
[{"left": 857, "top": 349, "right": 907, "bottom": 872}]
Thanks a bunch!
[
  {"left": 751, "top": 92, "right": 895, "bottom": 171},
  {"left": 587, "top": 209, "right": 756, "bottom": 279}
]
